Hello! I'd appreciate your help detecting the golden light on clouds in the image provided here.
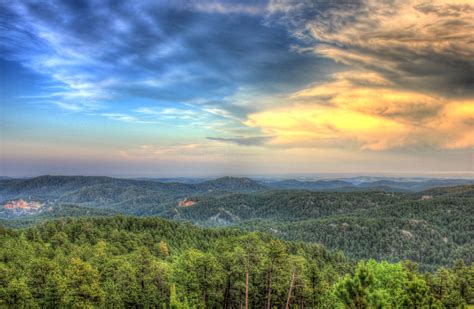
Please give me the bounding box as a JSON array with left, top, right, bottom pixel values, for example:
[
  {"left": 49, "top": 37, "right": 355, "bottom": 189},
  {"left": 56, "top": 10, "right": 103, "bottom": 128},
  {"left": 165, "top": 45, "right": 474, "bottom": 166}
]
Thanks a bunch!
[
  {"left": 438, "top": 101, "right": 474, "bottom": 149},
  {"left": 246, "top": 0, "right": 474, "bottom": 153},
  {"left": 245, "top": 103, "right": 409, "bottom": 151},
  {"left": 292, "top": 73, "right": 444, "bottom": 124},
  {"left": 246, "top": 71, "right": 473, "bottom": 151},
  {"left": 307, "top": 0, "right": 474, "bottom": 68}
]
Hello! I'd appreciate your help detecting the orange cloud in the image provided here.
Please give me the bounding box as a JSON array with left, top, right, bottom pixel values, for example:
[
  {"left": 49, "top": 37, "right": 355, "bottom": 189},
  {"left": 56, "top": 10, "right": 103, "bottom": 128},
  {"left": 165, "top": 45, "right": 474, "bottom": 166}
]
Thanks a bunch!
[
  {"left": 292, "top": 72, "right": 444, "bottom": 124},
  {"left": 254, "top": 0, "right": 474, "bottom": 152},
  {"left": 246, "top": 72, "right": 473, "bottom": 151},
  {"left": 245, "top": 104, "right": 409, "bottom": 150},
  {"left": 437, "top": 101, "right": 474, "bottom": 149}
]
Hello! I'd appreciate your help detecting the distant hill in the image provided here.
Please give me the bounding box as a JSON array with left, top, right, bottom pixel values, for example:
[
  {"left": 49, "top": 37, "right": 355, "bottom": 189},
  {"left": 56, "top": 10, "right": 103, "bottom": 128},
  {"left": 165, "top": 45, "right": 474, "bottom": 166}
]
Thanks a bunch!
[
  {"left": 264, "top": 178, "right": 474, "bottom": 192},
  {"left": 164, "top": 190, "right": 408, "bottom": 224},
  {"left": 267, "top": 179, "right": 353, "bottom": 190},
  {"left": 419, "top": 184, "right": 474, "bottom": 198},
  {"left": 1, "top": 175, "right": 473, "bottom": 268},
  {"left": 196, "top": 176, "right": 267, "bottom": 192},
  {"left": 0, "top": 175, "right": 267, "bottom": 216},
  {"left": 163, "top": 186, "right": 473, "bottom": 268},
  {"left": 0, "top": 204, "right": 120, "bottom": 228},
  {"left": 355, "top": 179, "right": 474, "bottom": 192},
  {"left": 1, "top": 176, "right": 472, "bottom": 217}
]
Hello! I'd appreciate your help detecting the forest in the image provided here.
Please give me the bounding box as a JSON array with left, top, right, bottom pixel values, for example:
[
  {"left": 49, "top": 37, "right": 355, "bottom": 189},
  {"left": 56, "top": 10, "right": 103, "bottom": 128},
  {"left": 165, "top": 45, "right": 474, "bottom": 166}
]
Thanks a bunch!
[
  {"left": 1, "top": 177, "right": 473, "bottom": 270},
  {"left": 0, "top": 216, "right": 472, "bottom": 308},
  {"left": 166, "top": 186, "right": 474, "bottom": 269},
  {"left": 1, "top": 177, "right": 473, "bottom": 307},
  {"left": 3, "top": 0, "right": 473, "bottom": 306}
]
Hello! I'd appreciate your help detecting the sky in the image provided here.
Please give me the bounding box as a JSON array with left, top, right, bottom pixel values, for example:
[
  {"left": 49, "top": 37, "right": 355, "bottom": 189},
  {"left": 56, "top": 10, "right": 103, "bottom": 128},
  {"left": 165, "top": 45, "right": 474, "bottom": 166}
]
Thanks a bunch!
[{"left": 1, "top": 0, "right": 473, "bottom": 177}]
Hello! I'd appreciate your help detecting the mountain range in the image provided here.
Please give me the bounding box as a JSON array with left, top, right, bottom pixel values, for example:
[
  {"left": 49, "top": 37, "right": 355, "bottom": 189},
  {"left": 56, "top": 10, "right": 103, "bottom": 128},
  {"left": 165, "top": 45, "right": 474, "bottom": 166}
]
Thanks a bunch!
[{"left": 1, "top": 175, "right": 473, "bottom": 268}]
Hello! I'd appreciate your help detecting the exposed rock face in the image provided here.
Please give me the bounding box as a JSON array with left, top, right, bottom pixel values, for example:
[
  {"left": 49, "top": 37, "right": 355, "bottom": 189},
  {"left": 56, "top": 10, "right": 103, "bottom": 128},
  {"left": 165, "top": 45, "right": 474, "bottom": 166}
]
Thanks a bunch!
[
  {"left": 4, "top": 199, "right": 42, "bottom": 210},
  {"left": 178, "top": 199, "right": 196, "bottom": 207},
  {"left": 400, "top": 229, "right": 414, "bottom": 239},
  {"left": 2, "top": 199, "right": 43, "bottom": 217}
]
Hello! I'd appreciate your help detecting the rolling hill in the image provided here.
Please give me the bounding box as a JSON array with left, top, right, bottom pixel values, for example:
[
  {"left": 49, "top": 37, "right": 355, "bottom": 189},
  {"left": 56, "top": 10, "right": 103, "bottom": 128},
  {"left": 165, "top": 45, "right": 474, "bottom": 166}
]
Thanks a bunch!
[
  {"left": 1, "top": 175, "right": 473, "bottom": 268},
  {"left": 164, "top": 186, "right": 474, "bottom": 268},
  {"left": 0, "top": 176, "right": 266, "bottom": 215}
]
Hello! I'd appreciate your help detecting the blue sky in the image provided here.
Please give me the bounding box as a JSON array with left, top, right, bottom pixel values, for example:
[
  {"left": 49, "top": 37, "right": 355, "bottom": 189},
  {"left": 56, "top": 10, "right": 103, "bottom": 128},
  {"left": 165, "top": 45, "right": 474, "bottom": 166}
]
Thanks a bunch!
[{"left": 1, "top": 0, "right": 473, "bottom": 177}]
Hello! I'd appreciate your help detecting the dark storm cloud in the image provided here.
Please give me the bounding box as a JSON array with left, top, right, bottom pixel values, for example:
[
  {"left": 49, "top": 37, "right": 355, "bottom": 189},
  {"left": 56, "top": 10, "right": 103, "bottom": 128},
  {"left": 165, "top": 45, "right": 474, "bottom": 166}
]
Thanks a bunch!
[{"left": 267, "top": 0, "right": 474, "bottom": 98}]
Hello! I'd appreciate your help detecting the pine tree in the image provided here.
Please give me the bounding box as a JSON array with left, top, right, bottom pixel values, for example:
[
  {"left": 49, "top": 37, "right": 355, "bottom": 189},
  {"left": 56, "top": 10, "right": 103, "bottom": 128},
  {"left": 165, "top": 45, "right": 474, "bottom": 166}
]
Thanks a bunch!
[{"left": 335, "top": 262, "right": 373, "bottom": 309}]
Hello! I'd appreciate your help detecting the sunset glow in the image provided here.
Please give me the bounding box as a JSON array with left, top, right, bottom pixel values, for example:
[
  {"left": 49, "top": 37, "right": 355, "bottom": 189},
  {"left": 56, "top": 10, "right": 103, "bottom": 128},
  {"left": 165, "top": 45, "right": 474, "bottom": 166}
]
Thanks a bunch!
[{"left": 1, "top": 0, "right": 473, "bottom": 176}]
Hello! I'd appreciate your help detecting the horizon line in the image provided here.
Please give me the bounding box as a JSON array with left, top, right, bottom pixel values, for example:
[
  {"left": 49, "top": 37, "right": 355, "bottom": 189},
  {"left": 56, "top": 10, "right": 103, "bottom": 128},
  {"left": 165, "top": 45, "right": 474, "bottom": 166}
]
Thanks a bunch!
[{"left": 2, "top": 172, "right": 473, "bottom": 180}]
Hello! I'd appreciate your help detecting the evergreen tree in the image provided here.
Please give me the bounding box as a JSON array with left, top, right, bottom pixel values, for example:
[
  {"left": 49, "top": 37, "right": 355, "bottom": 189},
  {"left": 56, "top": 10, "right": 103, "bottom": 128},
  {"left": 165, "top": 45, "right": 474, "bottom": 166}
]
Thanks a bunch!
[
  {"left": 335, "top": 262, "right": 373, "bottom": 309},
  {"left": 63, "top": 258, "right": 105, "bottom": 308}
]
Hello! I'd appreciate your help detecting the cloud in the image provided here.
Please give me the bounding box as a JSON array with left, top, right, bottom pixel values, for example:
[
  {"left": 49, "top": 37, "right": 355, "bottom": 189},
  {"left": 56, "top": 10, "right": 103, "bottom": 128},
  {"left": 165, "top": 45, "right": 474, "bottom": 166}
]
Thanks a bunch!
[
  {"left": 3, "top": 0, "right": 473, "bottom": 159},
  {"left": 1, "top": 0, "right": 326, "bottom": 123},
  {"left": 239, "top": 0, "right": 473, "bottom": 151},
  {"left": 246, "top": 71, "right": 474, "bottom": 150},
  {"left": 207, "top": 135, "right": 272, "bottom": 146},
  {"left": 268, "top": 0, "right": 474, "bottom": 97},
  {"left": 120, "top": 143, "right": 203, "bottom": 159},
  {"left": 135, "top": 107, "right": 200, "bottom": 120},
  {"left": 192, "top": 1, "right": 265, "bottom": 15},
  {"left": 101, "top": 113, "right": 140, "bottom": 123},
  {"left": 291, "top": 71, "right": 444, "bottom": 124},
  {"left": 118, "top": 141, "right": 262, "bottom": 163},
  {"left": 53, "top": 101, "right": 87, "bottom": 112}
]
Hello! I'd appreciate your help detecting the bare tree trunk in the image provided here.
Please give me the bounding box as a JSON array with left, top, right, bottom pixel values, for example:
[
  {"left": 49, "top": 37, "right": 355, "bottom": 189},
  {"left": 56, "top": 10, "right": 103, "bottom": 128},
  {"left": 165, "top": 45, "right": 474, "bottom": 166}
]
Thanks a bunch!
[
  {"left": 223, "top": 277, "right": 231, "bottom": 309},
  {"left": 285, "top": 270, "right": 296, "bottom": 309},
  {"left": 266, "top": 270, "right": 273, "bottom": 309},
  {"left": 245, "top": 270, "right": 249, "bottom": 309}
]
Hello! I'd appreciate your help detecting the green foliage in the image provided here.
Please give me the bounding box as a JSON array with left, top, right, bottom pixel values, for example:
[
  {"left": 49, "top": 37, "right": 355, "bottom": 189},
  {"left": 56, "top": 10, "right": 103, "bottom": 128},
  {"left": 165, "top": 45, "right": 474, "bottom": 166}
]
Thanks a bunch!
[
  {"left": 172, "top": 248, "right": 223, "bottom": 307},
  {"left": 237, "top": 193, "right": 473, "bottom": 269},
  {"left": 0, "top": 217, "right": 346, "bottom": 307},
  {"left": 4, "top": 278, "right": 36, "bottom": 307},
  {"left": 332, "top": 259, "right": 473, "bottom": 308},
  {"left": 2, "top": 176, "right": 472, "bottom": 270},
  {"left": 62, "top": 258, "right": 104, "bottom": 308},
  {"left": 0, "top": 216, "right": 471, "bottom": 307},
  {"left": 335, "top": 262, "right": 373, "bottom": 308}
]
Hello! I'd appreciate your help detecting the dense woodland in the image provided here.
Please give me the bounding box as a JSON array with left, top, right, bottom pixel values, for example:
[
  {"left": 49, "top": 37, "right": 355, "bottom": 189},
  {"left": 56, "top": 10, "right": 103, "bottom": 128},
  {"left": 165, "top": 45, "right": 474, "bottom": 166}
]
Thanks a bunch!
[
  {"left": 0, "top": 216, "right": 473, "bottom": 308},
  {"left": 1, "top": 177, "right": 473, "bottom": 307},
  {"left": 1, "top": 177, "right": 473, "bottom": 270},
  {"left": 168, "top": 188, "right": 474, "bottom": 269}
]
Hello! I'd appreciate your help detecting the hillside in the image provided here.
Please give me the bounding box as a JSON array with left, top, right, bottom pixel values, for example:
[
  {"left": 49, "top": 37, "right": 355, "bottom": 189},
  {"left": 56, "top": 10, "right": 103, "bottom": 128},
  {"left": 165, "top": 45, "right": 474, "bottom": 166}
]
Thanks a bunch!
[
  {"left": 420, "top": 184, "right": 474, "bottom": 198},
  {"left": 263, "top": 177, "right": 474, "bottom": 192},
  {"left": 196, "top": 176, "right": 267, "bottom": 191},
  {"left": 1, "top": 176, "right": 473, "bottom": 268},
  {"left": 1, "top": 175, "right": 472, "bottom": 206},
  {"left": 0, "top": 176, "right": 266, "bottom": 216},
  {"left": 164, "top": 187, "right": 474, "bottom": 268},
  {"left": 0, "top": 216, "right": 472, "bottom": 308},
  {"left": 0, "top": 204, "right": 119, "bottom": 228},
  {"left": 164, "top": 190, "right": 409, "bottom": 223}
]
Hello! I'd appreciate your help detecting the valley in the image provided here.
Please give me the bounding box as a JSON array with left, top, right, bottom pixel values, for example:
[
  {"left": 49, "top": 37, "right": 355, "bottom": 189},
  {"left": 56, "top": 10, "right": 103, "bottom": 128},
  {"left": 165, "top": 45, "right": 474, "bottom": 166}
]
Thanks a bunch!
[{"left": 1, "top": 175, "right": 472, "bottom": 269}]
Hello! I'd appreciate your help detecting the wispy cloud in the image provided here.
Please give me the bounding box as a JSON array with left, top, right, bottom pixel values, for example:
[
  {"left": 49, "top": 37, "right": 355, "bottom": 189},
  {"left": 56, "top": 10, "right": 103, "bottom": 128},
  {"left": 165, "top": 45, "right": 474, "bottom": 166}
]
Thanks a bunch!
[
  {"left": 207, "top": 135, "right": 273, "bottom": 146},
  {"left": 268, "top": 0, "right": 474, "bottom": 97},
  {"left": 101, "top": 113, "right": 140, "bottom": 123},
  {"left": 192, "top": 1, "right": 266, "bottom": 15},
  {"left": 2, "top": 0, "right": 473, "bottom": 171},
  {"left": 1, "top": 0, "right": 319, "bottom": 121},
  {"left": 135, "top": 107, "right": 200, "bottom": 120},
  {"left": 54, "top": 101, "right": 88, "bottom": 112},
  {"left": 246, "top": 69, "right": 473, "bottom": 150},
  {"left": 246, "top": 0, "right": 474, "bottom": 151}
]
